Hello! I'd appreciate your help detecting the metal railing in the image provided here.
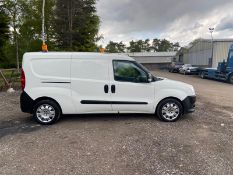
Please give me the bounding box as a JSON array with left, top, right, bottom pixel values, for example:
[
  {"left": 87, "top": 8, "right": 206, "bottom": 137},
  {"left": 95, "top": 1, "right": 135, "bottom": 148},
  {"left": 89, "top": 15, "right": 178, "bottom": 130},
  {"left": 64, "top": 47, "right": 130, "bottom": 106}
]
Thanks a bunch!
[{"left": 0, "top": 68, "right": 21, "bottom": 91}]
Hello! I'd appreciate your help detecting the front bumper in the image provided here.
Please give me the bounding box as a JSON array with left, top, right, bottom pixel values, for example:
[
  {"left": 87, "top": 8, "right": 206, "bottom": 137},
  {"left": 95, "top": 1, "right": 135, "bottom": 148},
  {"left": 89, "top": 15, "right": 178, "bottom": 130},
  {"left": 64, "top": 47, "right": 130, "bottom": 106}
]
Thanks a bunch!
[
  {"left": 20, "top": 91, "right": 34, "bottom": 114},
  {"left": 182, "top": 96, "right": 196, "bottom": 114}
]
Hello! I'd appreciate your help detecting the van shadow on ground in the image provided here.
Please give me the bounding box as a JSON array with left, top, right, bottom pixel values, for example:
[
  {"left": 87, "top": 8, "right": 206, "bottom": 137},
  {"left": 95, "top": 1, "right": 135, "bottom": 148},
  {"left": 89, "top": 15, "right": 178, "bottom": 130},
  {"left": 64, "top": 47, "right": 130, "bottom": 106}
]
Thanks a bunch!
[
  {"left": 0, "top": 116, "right": 44, "bottom": 139},
  {"left": 0, "top": 113, "right": 192, "bottom": 139}
]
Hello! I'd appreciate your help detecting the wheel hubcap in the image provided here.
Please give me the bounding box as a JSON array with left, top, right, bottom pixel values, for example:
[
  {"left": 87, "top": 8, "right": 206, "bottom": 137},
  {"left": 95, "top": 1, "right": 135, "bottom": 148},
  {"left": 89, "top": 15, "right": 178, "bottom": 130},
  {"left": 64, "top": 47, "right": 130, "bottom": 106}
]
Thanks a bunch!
[
  {"left": 36, "top": 104, "right": 55, "bottom": 123},
  {"left": 162, "top": 102, "right": 180, "bottom": 121}
]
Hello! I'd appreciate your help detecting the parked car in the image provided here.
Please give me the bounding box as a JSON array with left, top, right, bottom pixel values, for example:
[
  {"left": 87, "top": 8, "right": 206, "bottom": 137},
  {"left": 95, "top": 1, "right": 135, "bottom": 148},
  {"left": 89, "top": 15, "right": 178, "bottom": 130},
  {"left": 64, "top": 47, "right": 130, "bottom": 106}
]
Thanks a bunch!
[
  {"left": 20, "top": 52, "right": 196, "bottom": 125},
  {"left": 179, "top": 64, "right": 199, "bottom": 75},
  {"left": 169, "top": 62, "right": 184, "bottom": 73}
]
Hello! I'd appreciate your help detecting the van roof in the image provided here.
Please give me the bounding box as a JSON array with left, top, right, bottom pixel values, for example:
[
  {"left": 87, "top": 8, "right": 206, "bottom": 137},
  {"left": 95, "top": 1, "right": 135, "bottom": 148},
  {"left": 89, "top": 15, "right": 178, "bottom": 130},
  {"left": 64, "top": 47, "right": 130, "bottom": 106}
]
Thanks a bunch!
[{"left": 23, "top": 52, "right": 134, "bottom": 61}]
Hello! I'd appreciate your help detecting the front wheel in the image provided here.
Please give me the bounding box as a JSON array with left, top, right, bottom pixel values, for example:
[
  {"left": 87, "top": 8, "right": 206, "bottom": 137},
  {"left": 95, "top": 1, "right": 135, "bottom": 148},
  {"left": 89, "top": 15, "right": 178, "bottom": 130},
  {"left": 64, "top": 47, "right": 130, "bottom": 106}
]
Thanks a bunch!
[
  {"left": 156, "top": 98, "right": 183, "bottom": 122},
  {"left": 33, "top": 100, "right": 61, "bottom": 125}
]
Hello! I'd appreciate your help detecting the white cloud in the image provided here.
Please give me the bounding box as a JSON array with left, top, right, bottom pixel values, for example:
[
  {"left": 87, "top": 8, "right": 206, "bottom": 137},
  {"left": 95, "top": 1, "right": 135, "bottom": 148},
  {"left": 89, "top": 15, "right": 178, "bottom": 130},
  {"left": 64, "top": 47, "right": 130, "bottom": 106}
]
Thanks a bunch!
[
  {"left": 97, "top": 0, "right": 233, "bottom": 46},
  {"left": 161, "top": 2, "right": 233, "bottom": 45}
]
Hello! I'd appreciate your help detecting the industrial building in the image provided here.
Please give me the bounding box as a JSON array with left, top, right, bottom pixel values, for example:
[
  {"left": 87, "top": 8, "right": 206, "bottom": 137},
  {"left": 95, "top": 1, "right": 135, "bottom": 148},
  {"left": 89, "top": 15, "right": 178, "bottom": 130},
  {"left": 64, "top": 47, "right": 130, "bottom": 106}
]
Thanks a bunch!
[
  {"left": 177, "top": 39, "right": 233, "bottom": 68},
  {"left": 124, "top": 52, "right": 177, "bottom": 69}
]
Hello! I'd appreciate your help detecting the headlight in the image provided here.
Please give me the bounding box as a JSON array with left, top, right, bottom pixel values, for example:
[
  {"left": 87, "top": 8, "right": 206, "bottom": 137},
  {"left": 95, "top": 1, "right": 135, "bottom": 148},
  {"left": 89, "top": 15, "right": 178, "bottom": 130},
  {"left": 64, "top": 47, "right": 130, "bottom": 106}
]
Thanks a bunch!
[{"left": 190, "top": 86, "right": 195, "bottom": 95}]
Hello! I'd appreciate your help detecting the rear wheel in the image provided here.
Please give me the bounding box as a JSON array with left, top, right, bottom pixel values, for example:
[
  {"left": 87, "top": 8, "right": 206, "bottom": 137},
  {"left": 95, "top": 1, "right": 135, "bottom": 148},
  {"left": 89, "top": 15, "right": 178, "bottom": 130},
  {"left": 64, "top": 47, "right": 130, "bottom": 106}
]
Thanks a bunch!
[
  {"left": 157, "top": 98, "right": 183, "bottom": 122},
  {"left": 33, "top": 100, "right": 61, "bottom": 125},
  {"left": 229, "top": 74, "right": 233, "bottom": 84}
]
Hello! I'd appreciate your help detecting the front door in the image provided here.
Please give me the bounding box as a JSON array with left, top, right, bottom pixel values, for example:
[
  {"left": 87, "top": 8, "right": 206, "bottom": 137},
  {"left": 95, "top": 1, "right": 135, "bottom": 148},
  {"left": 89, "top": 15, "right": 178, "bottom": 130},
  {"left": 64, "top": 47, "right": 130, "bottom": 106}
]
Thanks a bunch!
[{"left": 110, "top": 60, "right": 155, "bottom": 113}]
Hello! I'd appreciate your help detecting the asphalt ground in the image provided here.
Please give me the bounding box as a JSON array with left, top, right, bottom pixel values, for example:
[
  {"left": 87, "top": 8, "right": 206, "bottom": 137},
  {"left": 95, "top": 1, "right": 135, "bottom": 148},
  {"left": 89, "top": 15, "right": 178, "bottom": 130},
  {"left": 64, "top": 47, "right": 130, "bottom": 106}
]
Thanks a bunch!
[{"left": 0, "top": 70, "right": 232, "bottom": 175}]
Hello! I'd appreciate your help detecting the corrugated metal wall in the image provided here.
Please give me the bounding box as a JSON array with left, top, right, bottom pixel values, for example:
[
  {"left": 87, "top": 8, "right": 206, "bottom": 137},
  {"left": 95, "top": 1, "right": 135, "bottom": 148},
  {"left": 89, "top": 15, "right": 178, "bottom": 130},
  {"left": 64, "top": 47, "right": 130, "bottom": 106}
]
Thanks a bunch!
[
  {"left": 188, "top": 40, "right": 211, "bottom": 66},
  {"left": 213, "top": 42, "right": 233, "bottom": 67},
  {"left": 187, "top": 40, "right": 233, "bottom": 67},
  {"left": 183, "top": 53, "right": 189, "bottom": 64}
]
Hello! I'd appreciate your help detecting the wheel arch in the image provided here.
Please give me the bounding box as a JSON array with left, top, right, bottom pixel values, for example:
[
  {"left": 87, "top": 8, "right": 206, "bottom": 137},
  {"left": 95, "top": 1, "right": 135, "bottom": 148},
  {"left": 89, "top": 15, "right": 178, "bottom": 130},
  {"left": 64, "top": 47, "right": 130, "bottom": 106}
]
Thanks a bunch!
[
  {"left": 33, "top": 96, "right": 63, "bottom": 114},
  {"left": 155, "top": 97, "right": 184, "bottom": 114}
]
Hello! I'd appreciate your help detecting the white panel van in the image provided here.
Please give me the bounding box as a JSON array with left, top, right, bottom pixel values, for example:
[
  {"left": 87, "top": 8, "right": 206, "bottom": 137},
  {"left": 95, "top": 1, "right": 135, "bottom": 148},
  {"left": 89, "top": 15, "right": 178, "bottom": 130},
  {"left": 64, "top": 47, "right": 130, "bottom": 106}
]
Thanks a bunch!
[{"left": 20, "top": 52, "right": 196, "bottom": 125}]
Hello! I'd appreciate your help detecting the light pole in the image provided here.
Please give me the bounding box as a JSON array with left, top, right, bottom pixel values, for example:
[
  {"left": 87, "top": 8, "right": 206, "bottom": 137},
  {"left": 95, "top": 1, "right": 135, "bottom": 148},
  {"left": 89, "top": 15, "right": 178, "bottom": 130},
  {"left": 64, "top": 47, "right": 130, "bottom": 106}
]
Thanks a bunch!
[
  {"left": 209, "top": 27, "right": 214, "bottom": 67},
  {"left": 42, "top": 0, "right": 48, "bottom": 52}
]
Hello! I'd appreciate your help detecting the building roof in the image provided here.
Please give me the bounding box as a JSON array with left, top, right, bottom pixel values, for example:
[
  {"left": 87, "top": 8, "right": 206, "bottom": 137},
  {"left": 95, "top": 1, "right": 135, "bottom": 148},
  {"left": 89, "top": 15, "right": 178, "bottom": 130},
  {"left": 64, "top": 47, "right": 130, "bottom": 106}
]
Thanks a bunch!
[
  {"left": 123, "top": 52, "right": 177, "bottom": 57},
  {"left": 190, "top": 39, "right": 233, "bottom": 46},
  {"left": 185, "top": 38, "right": 233, "bottom": 51},
  {"left": 204, "top": 39, "right": 233, "bottom": 42},
  {"left": 118, "top": 52, "right": 177, "bottom": 64}
]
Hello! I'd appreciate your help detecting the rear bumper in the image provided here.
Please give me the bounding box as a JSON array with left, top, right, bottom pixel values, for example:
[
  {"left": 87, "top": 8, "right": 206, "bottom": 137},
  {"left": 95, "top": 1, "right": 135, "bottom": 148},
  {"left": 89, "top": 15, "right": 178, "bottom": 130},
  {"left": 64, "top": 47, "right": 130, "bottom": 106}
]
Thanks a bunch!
[
  {"left": 20, "top": 91, "right": 34, "bottom": 114},
  {"left": 182, "top": 96, "right": 196, "bottom": 114}
]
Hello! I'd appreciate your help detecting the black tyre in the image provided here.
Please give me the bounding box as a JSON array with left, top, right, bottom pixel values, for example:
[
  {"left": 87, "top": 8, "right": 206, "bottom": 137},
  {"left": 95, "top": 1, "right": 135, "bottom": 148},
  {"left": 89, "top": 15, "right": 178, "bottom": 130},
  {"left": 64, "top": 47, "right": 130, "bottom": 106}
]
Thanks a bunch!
[
  {"left": 200, "top": 72, "right": 205, "bottom": 79},
  {"left": 33, "top": 100, "right": 61, "bottom": 125},
  {"left": 229, "top": 74, "right": 233, "bottom": 84},
  {"left": 156, "top": 98, "right": 183, "bottom": 122}
]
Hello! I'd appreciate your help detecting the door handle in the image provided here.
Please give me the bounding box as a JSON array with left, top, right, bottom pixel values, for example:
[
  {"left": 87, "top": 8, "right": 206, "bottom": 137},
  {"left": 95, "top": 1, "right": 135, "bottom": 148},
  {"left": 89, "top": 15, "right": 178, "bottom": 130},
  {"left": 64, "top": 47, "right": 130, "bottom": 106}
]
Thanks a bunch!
[
  {"left": 104, "top": 85, "right": 109, "bottom": 93},
  {"left": 111, "top": 85, "right": 116, "bottom": 93}
]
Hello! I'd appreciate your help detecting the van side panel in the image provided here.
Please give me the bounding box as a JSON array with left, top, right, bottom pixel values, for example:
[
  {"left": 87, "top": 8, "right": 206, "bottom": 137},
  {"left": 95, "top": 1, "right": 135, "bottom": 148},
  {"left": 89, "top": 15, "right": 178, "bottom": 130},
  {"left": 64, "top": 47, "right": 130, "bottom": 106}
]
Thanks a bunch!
[
  {"left": 71, "top": 56, "right": 113, "bottom": 113},
  {"left": 23, "top": 53, "right": 76, "bottom": 114},
  {"left": 31, "top": 58, "right": 70, "bottom": 80}
]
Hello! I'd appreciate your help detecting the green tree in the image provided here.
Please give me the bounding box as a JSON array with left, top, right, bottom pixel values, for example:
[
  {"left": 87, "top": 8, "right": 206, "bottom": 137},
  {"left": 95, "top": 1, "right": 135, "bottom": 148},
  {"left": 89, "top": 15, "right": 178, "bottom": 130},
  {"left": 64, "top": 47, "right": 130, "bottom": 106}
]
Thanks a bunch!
[
  {"left": 152, "top": 38, "right": 160, "bottom": 52},
  {"left": 106, "top": 41, "right": 118, "bottom": 53},
  {"left": 2, "top": 0, "right": 24, "bottom": 70},
  {"left": 128, "top": 39, "right": 150, "bottom": 52},
  {"left": 0, "top": 8, "right": 10, "bottom": 68},
  {"left": 152, "top": 38, "right": 179, "bottom": 52},
  {"left": 142, "top": 39, "right": 150, "bottom": 52},
  {"left": 128, "top": 40, "right": 142, "bottom": 52},
  {"left": 117, "top": 41, "right": 126, "bottom": 53},
  {"left": 105, "top": 41, "right": 126, "bottom": 53},
  {"left": 172, "top": 42, "right": 180, "bottom": 51},
  {"left": 109, "top": 38, "right": 180, "bottom": 53},
  {"left": 0, "top": 9, "right": 9, "bottom": 49},
  {"left": 1, "top": 0, "right": 56, "bottom": 68},
  {"left": 54, "top": 0, "right": 100, "bottom": 51},
  {"left": 158, "top": 39, "right": 173, "bottom": 52},
  {"left": 19, "top": 0, "right": 56, "bottom": 51}
]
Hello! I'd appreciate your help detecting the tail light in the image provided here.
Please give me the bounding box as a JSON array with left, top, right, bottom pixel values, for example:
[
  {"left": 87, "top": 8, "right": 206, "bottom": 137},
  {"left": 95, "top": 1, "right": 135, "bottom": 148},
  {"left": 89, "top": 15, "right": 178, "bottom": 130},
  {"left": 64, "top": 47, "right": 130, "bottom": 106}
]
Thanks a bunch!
[{"left": 21, "top": 69, "right": 25, "bottom": 91}]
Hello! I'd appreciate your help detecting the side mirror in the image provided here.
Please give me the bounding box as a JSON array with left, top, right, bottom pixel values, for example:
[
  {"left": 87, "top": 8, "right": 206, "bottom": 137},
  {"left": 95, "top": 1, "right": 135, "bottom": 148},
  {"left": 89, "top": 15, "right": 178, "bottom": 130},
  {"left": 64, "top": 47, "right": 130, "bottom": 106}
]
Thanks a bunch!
[
  {"left": 148, "top": 73, "right": 153, "bottom": 83},
  {"left": 135, "top": 76, "right": 148, "bottom": 83}
]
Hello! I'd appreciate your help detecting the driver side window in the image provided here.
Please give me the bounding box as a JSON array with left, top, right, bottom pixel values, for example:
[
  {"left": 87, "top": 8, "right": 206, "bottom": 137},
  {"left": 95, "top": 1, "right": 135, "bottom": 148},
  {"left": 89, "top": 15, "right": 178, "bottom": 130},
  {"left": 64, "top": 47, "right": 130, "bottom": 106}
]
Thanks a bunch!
[{"left": 113, "top": 60, "right": 148, "bottom": 83}]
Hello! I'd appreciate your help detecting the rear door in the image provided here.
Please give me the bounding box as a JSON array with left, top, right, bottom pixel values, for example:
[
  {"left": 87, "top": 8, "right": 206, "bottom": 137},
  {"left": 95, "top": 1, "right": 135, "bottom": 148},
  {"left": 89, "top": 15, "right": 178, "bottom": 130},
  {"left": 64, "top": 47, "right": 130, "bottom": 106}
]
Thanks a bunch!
[
  {"left": 71, "top": 56, "right": 113, "bottom": 113},
  {"left": 110, "top": 60, "right": 155, "bottom": 113}
]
